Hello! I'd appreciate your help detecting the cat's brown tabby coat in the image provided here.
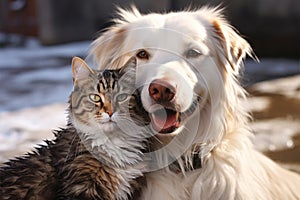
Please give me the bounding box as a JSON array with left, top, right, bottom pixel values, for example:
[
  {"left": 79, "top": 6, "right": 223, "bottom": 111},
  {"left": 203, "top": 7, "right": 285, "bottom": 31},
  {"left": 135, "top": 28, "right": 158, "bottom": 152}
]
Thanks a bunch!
[{"left": 0, "top": 57, "right": 150, "bottom": 200}]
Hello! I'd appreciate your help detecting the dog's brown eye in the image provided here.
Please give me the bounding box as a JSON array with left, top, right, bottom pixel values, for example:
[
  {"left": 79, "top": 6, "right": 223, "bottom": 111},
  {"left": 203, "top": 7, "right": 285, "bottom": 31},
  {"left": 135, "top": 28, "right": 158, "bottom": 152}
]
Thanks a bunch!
[
  {"left": 186, "top": 49, "right": 202, "bottom": 58},
  {"left": 136, "top": 50, "right": 150, "bottom": 60}
]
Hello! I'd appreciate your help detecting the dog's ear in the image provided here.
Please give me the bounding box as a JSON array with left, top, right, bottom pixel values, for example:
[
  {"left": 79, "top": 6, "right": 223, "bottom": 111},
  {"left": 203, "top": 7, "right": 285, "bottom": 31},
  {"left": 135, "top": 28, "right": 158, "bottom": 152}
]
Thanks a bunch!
[
  {"left": 90, "top": 6, "right": 141, "bottom": 70},
  {"left": 210, "top": 14, "right": 255, "bottom": 74},
  {"left": 90, "top": 27, "right": 127, "bottom": 69}
]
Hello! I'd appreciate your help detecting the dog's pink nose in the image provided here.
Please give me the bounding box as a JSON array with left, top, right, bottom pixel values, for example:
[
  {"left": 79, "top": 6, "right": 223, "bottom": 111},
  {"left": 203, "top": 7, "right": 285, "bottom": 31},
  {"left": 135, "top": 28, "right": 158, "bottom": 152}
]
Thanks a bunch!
[{"left": 149, "top": 80, "right": 175, "bottom": 102}]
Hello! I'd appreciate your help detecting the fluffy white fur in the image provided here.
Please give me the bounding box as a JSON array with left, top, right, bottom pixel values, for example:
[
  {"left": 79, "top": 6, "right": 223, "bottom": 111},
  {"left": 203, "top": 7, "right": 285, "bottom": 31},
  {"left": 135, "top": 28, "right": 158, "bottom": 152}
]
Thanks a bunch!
[
  {"left": 71, "top": 57, "right": 147, "bottom": 200},
  {"left": 90, "top": 6, "right": 300, "bottom": 200}
]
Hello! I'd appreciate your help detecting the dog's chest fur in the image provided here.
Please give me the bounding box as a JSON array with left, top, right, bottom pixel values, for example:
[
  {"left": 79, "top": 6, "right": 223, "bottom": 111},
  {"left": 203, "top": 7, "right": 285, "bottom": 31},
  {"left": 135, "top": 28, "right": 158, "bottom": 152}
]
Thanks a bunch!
[{"left": 0, "top": 126, "right": 145, "bottom": 200}]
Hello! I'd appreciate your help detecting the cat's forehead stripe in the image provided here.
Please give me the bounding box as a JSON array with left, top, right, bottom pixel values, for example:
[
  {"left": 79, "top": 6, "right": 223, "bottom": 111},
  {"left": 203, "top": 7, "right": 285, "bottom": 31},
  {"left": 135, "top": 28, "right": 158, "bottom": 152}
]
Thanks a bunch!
[
  {"left": 97, "top": 70, "right": 119, "bottom": 92},
  {"left": 98, "top": 79, "right": 106, "bottom": 91}
]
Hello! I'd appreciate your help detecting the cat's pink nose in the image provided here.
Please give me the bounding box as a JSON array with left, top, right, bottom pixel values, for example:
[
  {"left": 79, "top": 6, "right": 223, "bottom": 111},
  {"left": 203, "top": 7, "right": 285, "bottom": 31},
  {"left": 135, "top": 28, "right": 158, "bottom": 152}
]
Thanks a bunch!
[
  {"left": 149, "top": 80, "right": 175, "bottom": 102},
  {"left": 106, "top": 110, "right": 113, "bottom": 117}
]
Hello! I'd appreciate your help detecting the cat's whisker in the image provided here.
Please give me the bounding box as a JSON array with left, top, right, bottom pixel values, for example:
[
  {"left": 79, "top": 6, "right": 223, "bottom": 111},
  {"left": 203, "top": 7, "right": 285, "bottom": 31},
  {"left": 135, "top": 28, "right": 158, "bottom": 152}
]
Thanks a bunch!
[
  {"left": 68, "top": 57, "right": 149, "bottom": 197},
  {"left": 1, "top": 57, "right": 149, "bottom": 199},
  {"left": 116, "top": 114, "right": 150, "bottom": 125}
]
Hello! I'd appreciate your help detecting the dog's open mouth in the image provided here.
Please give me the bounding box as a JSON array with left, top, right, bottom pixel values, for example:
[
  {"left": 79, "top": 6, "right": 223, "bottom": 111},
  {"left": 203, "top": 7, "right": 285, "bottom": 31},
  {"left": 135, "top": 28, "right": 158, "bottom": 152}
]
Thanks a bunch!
[
  {"left": 150, "top": 98, "right": 199, "bottom": 134},
  {"left": 150, "top": 108, "right": 180, "bottom": 133}
]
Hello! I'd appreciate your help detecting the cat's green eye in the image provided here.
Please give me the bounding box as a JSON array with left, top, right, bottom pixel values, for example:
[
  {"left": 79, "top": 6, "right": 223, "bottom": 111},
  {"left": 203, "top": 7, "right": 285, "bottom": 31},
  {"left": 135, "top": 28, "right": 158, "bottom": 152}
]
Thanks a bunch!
[
  {"left": 89, "top": 94, "right": 101, "bottom": 103},
  {"left": 116, "top": 93, "right": 129, "bottom": 102}
]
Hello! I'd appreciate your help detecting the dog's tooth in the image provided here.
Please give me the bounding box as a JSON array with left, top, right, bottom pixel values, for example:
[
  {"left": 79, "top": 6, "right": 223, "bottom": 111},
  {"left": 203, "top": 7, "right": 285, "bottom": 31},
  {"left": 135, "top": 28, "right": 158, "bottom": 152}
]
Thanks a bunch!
[{"left": 176, "top": 112, "right": 179, "bottom": 120}]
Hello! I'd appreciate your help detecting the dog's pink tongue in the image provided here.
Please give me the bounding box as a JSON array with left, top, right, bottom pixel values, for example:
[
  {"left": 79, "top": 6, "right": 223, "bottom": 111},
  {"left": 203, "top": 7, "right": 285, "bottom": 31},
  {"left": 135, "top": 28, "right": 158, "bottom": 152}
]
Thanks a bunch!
[{"left": 151, "top": 109, "right": 179, "bottom": 132}]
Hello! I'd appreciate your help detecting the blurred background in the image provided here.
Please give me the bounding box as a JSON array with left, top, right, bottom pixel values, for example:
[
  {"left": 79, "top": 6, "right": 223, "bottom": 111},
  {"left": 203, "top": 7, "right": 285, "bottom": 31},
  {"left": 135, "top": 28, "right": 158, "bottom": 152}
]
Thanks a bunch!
[
  {"left": 0, "top": 0, "right": 299, "bottom": 171},
  {"left": 1, "top": 0, "right": 299, "bottom": 57}
]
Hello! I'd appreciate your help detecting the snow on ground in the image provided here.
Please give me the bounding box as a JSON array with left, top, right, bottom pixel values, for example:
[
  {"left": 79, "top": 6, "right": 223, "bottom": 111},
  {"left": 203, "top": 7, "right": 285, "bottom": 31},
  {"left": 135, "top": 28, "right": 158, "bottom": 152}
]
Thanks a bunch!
[
  {"left": 0, "top": 38, "right": 299, "bottom": 171},
  {"left": 246, "top": 75, "right": 300, "bottom": 150},
  {"left": 0, "top": 38, "right": 90, "bottom": 112},
  {"left": 0, "top": 38, "right": 90, "bottom": 69},
  {"left": 0, "top": 75, "right": 299, "bottom": 170},
  {"left": 0, "top": 103, "right": 67, "bottom": 162}
]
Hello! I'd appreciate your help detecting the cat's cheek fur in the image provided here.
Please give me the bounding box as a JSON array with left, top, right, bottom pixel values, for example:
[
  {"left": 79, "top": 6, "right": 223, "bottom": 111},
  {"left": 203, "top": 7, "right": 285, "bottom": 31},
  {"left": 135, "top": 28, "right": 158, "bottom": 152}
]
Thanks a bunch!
[
  {"left": 115, "top": 167, "right": 144, "bottom": 199},
  {"left": 71, "top": 117, "right": 95, "bottom": 136},
  {"left": 71, "top": 116, "right": 145, "bottom": 167},
  {"left": 99, "top": 112, "right": 111, "bottom": 123},
  {"left": 101, "top": 122, "right": 117, "bottom": 133}
]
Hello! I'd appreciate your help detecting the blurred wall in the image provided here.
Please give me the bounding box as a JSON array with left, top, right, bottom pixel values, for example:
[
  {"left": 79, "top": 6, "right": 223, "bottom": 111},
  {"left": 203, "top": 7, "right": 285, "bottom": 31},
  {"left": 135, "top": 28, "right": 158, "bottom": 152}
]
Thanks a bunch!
[
  {"left": 35, "top": 0, "right": 171, "bottom": 45},
  {"left": 1, "top": 0, "right": 299, "bottom": 58},
  {"left": 181, "top": 0, "right": 300, "bottom": 58},
  {"left": 0, "top": 0, "right": 38, "bottom": 36}
]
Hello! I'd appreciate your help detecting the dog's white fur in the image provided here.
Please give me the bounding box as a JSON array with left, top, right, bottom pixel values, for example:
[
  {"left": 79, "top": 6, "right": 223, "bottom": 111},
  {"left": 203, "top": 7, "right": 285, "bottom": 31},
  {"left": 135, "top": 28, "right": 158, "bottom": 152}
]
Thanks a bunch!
[{"left": 90, "top": 6, "right": 300, "bottom": 200}]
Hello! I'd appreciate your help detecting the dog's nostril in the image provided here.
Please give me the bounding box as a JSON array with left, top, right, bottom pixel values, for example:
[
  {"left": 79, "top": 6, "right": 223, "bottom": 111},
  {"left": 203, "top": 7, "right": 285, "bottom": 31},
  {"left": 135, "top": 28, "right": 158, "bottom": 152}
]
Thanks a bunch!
[
  {"left": 152, "top": 88, "right": 159, "bottom": 95},
  {"left": 165, "top": 88, "right": 171, "bottom": 94},
  {"left": 149, "top": 80, "right": 175, "bottom": 102}
]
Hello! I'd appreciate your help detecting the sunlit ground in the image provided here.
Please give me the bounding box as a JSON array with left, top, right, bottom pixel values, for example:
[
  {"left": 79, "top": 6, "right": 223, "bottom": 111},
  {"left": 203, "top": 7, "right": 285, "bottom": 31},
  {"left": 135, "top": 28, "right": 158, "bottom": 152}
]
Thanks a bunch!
[
  {"left": 0, "top": 38, "right": 299, "bottom": 173},
  {"left": 246, "top": 75, "right": 300, "bottom": 173}
]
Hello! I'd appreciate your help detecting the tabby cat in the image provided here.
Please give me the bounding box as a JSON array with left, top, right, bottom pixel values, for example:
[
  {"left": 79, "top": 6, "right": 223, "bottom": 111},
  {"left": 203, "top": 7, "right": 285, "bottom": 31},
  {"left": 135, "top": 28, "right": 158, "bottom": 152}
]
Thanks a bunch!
[{"left": 0, "top": 57, "right": 150, "bottom": 199}]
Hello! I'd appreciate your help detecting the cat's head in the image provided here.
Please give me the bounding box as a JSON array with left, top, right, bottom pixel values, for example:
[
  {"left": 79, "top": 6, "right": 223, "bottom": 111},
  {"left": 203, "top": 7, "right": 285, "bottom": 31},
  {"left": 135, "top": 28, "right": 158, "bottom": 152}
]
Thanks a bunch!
[{"left": 69, "top": 56, "right": 150, "bottom": 167}]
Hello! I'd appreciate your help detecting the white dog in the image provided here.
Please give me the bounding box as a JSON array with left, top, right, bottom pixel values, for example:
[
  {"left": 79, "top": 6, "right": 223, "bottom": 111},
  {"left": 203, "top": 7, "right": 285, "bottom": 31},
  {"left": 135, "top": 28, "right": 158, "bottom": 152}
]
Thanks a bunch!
[{"left": 90, "top": 6, "right": 300, "bottom": 200}]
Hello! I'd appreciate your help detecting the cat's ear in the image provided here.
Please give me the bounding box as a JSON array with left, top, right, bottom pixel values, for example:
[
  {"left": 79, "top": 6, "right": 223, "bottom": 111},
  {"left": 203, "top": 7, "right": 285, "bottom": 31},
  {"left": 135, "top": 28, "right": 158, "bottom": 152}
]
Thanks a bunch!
[
  {"left": 118, "top": 56, "right": 137, "bottom": 75},
  {"left": 72, "top": 57, "right": 94, "bottom": 83}
]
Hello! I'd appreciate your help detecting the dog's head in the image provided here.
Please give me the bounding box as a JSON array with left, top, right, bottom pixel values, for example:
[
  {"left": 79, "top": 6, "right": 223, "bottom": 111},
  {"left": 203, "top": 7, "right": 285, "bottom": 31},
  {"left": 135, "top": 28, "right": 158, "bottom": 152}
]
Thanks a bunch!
[{"left": 90, "top": 6, "right": 254, "bottom": 170}]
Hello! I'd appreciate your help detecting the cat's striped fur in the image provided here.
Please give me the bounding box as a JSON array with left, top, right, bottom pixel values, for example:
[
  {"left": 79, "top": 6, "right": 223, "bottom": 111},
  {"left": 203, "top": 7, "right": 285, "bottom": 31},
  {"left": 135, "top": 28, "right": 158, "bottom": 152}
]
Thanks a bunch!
[{"left": 0, "top": 57, "right": 150, "bottom": 200}]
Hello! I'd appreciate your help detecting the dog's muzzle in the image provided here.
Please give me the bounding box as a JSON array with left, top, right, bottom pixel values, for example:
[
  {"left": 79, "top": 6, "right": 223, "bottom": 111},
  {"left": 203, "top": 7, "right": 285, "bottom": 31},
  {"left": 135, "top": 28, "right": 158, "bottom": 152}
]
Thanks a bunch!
[
  {"left": 147, "top": 78, "right": 200, "bottom": 134},
  {"left": 147, "top": 79, "right": 182, "bottom": 133}
]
